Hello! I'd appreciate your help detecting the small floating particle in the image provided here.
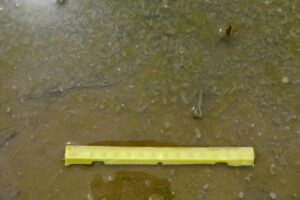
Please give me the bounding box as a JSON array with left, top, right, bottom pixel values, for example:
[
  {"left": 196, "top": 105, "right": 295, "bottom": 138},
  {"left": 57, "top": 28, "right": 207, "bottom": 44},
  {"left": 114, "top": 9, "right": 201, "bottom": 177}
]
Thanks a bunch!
[
  {"left": 270, "top": 164, "right": 276, "bottom": 174},
  {"left": 12, "top": 85, "right": 17, "bottom": 90},
  {"left": 145, "top": 180, "right": 151, "bottom": 185},
  {"left": 164, "top": 121, "right": 170, "bottom": 129},
  {"left": 7, "top": 107, "right": 10, "bottom": 113},
  {"left": 16, "top": 3, "right": 20, "bottom": 7},
  {"left": 195, "top": 128, "right": 202, "bottom": 139},
  {"left": 258, "top": 132, "right": 262, "bottom": 136},
  {"left": 181, "top": 92, "right": 189, "bottom": 105},
  {"left": 271, "top": 164, "right": 275, "bottom": 168},
  {"left": 170, "top": 168, "right": 175, "bottom": 175},
  {"left": 203, "top": 184, "right": 209, "bottom": 190},
  {"left": 265, "top": 0, "right": 271, "bottom": 5},
  {"left": 285, "top": 126, "right": 290, "bottom": 130},
  {"left": 87, "top": 194, "right": 93, "bottom": 200},
  {"left": 244, "top": 173, "right": 252, "bottom": 181},
  {"left": 28, "top": 76, "right": 32, "bottom": 81},
  {"left": 250, "top": 123, "right": 255, "bottom": 127},
  {"left": 238, "top": 192, "right": 244, "bottom": 199},
  {"left": 0, "top": 7, "right": 3, "bottom": 11},
  {"left": 277, "top": 8, "right": 282, "bottom": 12},
  {"left": 108, "top": 175, "right": 114, "bottom": 181},
  {"left": 281, "top": 76, "right": 289, "bottom": 83},
  {"left": 270, "top": 192, "right": 277, "bottom": 199}
]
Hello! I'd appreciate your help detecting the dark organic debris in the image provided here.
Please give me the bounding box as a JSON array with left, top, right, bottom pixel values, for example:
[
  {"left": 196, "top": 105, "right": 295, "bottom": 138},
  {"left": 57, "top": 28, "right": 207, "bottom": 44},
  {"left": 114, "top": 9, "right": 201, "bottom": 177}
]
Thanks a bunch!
[
  {"left": 0, "top": 132, "right": 19, "bottom": 148},
  {"left": 220, "top": 25, "right": 233, "bottom": 41}
]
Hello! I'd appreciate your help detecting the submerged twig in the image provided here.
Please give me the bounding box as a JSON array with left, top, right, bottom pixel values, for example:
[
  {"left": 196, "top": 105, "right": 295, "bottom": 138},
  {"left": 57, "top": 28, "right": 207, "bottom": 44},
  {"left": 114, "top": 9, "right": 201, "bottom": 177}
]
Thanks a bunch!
[
  {"left": 0, "top": 132, "right": 19, "bottom": 148},
  {"left": 19, "top": 69, "right": 140, "bottom": 101},
  {"left": 20, "top": 80, "right": 117, "bottom": 101}
]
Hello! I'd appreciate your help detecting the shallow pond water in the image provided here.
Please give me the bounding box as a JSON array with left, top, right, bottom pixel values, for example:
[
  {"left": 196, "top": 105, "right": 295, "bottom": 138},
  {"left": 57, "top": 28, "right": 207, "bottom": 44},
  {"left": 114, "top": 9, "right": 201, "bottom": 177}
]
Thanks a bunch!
[{"left": 0, "top": 0, "right": 300, "bottom": 199}]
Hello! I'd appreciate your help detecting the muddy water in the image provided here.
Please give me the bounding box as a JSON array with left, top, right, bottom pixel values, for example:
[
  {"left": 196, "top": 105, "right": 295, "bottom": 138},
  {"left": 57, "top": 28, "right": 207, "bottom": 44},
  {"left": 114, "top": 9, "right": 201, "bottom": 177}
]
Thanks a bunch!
[{"left": 0, "top": 0, "right": 300, "bottom": 199}]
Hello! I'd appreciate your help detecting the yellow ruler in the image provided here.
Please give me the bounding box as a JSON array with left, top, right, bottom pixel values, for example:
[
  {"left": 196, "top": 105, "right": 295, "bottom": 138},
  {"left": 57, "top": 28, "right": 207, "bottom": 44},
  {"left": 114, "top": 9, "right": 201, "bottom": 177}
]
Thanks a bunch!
[{"left": 65, "top": 145, "right": 254, "bottom": 167}]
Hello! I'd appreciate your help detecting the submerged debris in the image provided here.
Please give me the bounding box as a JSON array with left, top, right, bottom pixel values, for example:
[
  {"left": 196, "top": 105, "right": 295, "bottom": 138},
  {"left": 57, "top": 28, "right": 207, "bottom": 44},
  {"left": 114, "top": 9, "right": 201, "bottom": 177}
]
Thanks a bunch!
[{"left": 219, "top": 25, "right": 233, "bottom": 40}]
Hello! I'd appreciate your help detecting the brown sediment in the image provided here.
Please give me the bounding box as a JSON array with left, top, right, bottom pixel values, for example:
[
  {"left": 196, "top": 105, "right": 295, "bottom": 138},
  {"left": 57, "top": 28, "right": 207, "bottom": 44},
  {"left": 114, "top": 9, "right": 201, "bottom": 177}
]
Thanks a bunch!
[
  {"left": 91, "top": 171, "right": 174, "bottom": 200},
  {"left": 88, "top": 140, "right": 179, "bottom": 147}
]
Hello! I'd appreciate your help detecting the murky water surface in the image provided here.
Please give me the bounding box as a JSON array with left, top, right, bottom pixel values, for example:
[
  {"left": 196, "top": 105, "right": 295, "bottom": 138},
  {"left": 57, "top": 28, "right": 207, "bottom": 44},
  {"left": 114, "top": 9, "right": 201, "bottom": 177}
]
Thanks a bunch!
[{"left": 1, "top": 0, "right": 300, "bottom": 199}]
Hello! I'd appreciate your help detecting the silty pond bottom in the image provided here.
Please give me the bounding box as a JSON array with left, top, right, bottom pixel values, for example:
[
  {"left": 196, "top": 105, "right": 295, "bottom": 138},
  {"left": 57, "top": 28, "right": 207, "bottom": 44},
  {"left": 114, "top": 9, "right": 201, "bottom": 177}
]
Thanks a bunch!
[{"left": 0, "top": 0, "right": 300, "bottom": 199}]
